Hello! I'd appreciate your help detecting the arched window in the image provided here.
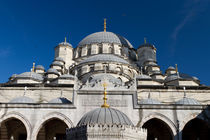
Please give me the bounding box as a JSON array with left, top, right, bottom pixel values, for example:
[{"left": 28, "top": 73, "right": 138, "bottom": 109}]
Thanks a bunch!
[
  {"left": 78, "top": 48, "right": 82, "bottom": 57},
  {"left": 87, "top": 47, "right": 91, "bottom": 56},
  {"left": 119, "top": 48, "right": 122, "bottom": 55},
  {"left": 108, "top": 47, "right": 114, "bottom": 54},
  {"left": 99, "top": 46, "right": 103, "bottom": 54}
]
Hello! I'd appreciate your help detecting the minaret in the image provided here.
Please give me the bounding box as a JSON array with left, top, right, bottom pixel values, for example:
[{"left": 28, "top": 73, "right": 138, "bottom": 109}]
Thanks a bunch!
[{"left": 54, "top": 37, "right": 74, "bottom": 70}]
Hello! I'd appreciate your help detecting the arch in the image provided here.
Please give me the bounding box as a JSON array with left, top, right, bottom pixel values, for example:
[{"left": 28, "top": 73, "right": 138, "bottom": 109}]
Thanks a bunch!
[
  {"left": 0, "top": 112, "right": 32, "bottom": 140},
  {"left": 31, "top": 112, "right": 73, "bottom": 140},
  {"left": 139, "top": 113, "right": 177, "bottom": 136},
  {"left": 179, "top": 112, "right": 203, "bottom": 130},
  {"left": 182, "top": 118, "right": 210, "bottom": 140}
]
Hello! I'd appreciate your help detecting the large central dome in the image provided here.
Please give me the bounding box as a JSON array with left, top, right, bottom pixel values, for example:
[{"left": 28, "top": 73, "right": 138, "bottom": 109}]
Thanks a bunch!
[{"left": 78, "top": 31, "right": 133, "bottom": 48}]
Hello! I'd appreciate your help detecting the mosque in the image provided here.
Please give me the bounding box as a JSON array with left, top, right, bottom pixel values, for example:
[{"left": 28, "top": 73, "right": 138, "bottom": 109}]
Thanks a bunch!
[{"left": 0, "top": 19, "right": 209, "bottom": 140}]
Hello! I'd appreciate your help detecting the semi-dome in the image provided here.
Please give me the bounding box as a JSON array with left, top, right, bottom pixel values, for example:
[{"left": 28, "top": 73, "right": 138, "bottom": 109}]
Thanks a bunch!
[
  {"left": 10, "top": 96, "right": 35, "bottom": 103},
  {"left": 78, "top": 31, "right": 133, "bottom": 48},
  {"left": 175, "top": 97, "right": 200, "bottom": 105},
  {"left": 80, "top": 54, "right": 129, "bottom": 65},
  {"left": 77, "top": 108, "right": 134, "bottom": 127},
  {"left": 16, "top": 72, "right": 43, "bottom": 81},
  {"left": 59, "top": 41, "right": 72, "bottom": 47},
  {"left": 138, "top": 98, "right": 161, "bottom": 104},
  {"left": 49, "top": 97, "right": 71, "bottom": 104},
  {"left": 86, "top": 73, "right": 122, "bottom": 85}
]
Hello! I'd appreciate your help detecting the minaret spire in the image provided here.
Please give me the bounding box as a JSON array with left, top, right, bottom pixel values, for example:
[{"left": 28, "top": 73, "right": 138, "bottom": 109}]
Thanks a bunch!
[
  {"left": 175, "top": 64, "right": 178, "bottom": 73},
  {"left": 32, "top": 62, "right": 35, "bottom": 72},
  {"left": 144, "top": 37, "right": 147, "bottom": 44},
  {"left": 65, "top": 37, "right": 67, "bottom": 43},
  {"left": 104, "top": 18, "right": 107, "bottom": 32}
]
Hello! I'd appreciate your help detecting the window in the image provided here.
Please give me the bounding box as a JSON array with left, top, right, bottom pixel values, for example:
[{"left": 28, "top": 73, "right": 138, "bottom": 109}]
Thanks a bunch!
[
  {"left": 99, "top": 46, "right": 103, "bottom": 54},
  {"left": 87, "top": 47, "right": 91, "bottom": 56}
]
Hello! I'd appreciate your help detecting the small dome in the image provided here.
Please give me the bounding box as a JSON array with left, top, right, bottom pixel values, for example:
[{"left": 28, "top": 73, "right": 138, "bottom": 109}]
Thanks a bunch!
[
  {"left": 35, "top": 65, "right": 45, "bottom": 70},
  {"left": 49, "top": 97, "right": 71, "bottom": 104},
  {"left": 77, "top": 108, "right": 133, "bottom": 127},
  {"left": 175, "top": 97, "right": 200, "bottom": 105},
  {"left": 165, "top": 74, "right": 179, "bottom": 82},
  {"left": 192, "top": 76, "right": 199, "bottom": 81},
  {"left": 59, "top": 74, "right": 74, "bottom": 79},
  {"left": 10, "top": 74, "right": 17, "bottom": 78},
  {"left": 80, "top": 54, "right": 129, "bottom": 65},
  {"left": 47, "top": 68, "right": 59, "bottom": 75},
  {"left": 16, "top": 72, "right": 43, "bottom": 81},
  {"left": 167, "top": 66, "right": 175, "bottom": 70},
  {"left": 78, "top": 31, "right": 133, "bottom": 48},
  {"left": 51, "top": 61, "right": 63, "bottom": 66},
  {"left": 59, "top": 42, "right": 72, "bottom": 47},
  {"left": 136, "top": 74, "right": 152, "bottom": 80},
  {"left": 10, "top": 96, "right": 35, "bottom": 103},
  {"left": 138, "top": 98, "right": 161, "bottom": 104},
  {"left": 165, "top": 73, "right": 196, "bottom": 82},
  {"left": 139, "top": 43, "right": 155, "bottom": 48},
  {"left": 152, "top": 71, "right": 162, "bottom": 75},
  {"left": 54, "top": 57, "right": 65, "bottom": 62}
]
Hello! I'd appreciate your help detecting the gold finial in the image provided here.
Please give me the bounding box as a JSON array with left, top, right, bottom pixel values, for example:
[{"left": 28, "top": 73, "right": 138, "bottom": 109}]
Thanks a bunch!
[
  {"left": 32, "top": 62, "right": 35, "bottom": 72},
  {"left": 144, "top": 37, "right": 147, "bottom": 44},
  {"left": 175, "top": 64, "right": 178, "bottom": 73},
  {"left": 104, "top": 18, "right": 107, "bottom": 32},
  {"left": 65, "top": 37, "right": 67, "bottom": 43},
  {"left": 101, "top": 81, "right": 110, "bottom": 108}
]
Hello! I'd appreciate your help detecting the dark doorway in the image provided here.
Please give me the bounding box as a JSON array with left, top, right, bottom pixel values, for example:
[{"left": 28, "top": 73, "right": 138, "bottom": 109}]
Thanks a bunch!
[
  {"left": 142, "top": 118, "right": 173, "bottom": 140},
  {"left": 182, "top": 118, "right": 210, "bottom": 140},
  {"left": 0, "top": 118, "right": 27, "bottom": 140},
  {"left": 37, "top": 118, "right": 68, "bottom": 140}
]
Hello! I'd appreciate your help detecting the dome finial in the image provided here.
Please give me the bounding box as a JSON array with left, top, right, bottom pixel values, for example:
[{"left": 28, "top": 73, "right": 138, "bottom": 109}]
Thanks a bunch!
[
  {"left": 32, "top": 62, "right": 35, "bottom": 72},
  {"left": 104, "top": 18, "right": 107, "bottom": 32},
  {"left": 101, "top": 81, "right": 110, "bottom": 108},
  {"left": 175, "top": 64, "right": 180, "bottom": 77},
  {"left": 175, "top": 64, "right": 178, "bottom": 73},
  {"left": 144, "top": 37, "right": 147, "bottom": 44},
  {"left": 101, "top": 64, "right": 109, "bottom": 108},
  {"left": 65, "top": 37, "right": 67, "bottom": 43}
]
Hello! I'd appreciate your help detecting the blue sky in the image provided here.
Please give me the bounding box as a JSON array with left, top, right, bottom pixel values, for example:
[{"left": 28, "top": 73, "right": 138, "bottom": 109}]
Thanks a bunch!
[{"left": 0, "top": 0, "right": 210, "bottom": 85}]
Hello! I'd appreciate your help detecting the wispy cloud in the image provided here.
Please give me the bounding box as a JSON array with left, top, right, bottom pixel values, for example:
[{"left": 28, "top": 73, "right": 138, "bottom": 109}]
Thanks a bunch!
[{"left": 171, "top": 0, "right": 210, "bottom": 41}]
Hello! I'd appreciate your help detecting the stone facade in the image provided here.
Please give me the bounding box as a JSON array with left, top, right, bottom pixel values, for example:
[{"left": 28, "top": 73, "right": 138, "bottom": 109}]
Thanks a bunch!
[{"left": 0, "top": 30, "right": 209, "bottom": 140}]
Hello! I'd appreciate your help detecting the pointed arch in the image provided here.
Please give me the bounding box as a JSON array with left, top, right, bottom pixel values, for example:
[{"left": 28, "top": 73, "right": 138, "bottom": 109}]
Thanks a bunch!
[{"left": 31, "top": 112, "right": 73, "bottom": 140}]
